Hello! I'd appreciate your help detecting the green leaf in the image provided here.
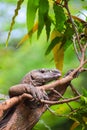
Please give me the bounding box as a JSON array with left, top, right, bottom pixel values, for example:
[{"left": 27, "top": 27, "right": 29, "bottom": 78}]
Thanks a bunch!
[
  {"left": 63, "top": 23, "right": 74, "bottom": 50},
  {"left": 63, "top": 39, "right": 72, "bottom": 50},
  {"left": 53, "top": 3, "right": 66, "bottom": 32},
  {"left": 81, "top": 96, "right": 87, "bottom": 104},
  {"left": 39, "top": 0, "right": 49, "bottom": 14},
  {"left": 82, "top": 88, "right": 87, "bottom": 97},
  {"left": 45, "top": 36, "right": 62, "bottom": 55},
  {"left": 45, "top": 15, "right": 51, "bottom": 40},
  {"left": 38, "top": 12, "right": 44, "bottom": 38},
  {"left": 38, "top": 0, "right": 49, "bottom": 38},
  {"left": 27, "top": 0, "right": 39, "bottom": 32},
  {"left": 6, "top": 0, "right": 24, "bottom": 46}
]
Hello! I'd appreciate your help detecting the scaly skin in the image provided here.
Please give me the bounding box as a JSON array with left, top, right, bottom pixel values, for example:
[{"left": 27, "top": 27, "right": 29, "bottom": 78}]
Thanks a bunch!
[
  {"left": 21, "top": 68, "right": 61, "bottom": 86},
  {"left": 9, "top": 68, "right": 61, "bottom": 99},
  {"left": 0, "top": 68, "right": 61, "bottom": 129}
]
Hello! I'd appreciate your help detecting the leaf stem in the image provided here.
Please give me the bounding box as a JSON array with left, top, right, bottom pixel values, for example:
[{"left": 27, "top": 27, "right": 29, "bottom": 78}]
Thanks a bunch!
[{"left": 64, "top": 0, "right": 82, "bottom": 53}]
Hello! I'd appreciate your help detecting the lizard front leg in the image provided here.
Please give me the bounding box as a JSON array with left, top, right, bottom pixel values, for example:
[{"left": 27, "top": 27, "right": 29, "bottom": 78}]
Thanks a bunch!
[{"left": 9, "top": 84, "right": 48, "bottom": 100}]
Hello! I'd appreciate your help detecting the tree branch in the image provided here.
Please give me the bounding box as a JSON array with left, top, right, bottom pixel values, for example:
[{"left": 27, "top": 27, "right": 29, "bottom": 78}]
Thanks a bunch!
[
  {"left": 64, "top": 0, "right": 82, "bottom": 52},
  {"left": 0, "top": 93, "right": 32, "bottom": 119}
]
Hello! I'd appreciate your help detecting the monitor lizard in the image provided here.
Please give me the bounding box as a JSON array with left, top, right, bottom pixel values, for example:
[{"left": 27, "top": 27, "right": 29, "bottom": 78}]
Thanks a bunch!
[{"left": 0, "top": 68, "right": 61, "bottom": 128}]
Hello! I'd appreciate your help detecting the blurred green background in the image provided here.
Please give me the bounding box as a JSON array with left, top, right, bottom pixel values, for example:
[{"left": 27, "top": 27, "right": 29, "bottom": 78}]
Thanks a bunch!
[{"left": 0, "top": 0, "right": 87, "bottom": 130}]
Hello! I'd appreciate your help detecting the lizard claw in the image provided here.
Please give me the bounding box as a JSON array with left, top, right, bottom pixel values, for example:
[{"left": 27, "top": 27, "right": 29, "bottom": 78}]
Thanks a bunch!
[
  {"left": 29, "top": 85, "right": 48, "bottom": 101},
  {"left": 36, "top": 88, "right": 49, "bottom": 101}
]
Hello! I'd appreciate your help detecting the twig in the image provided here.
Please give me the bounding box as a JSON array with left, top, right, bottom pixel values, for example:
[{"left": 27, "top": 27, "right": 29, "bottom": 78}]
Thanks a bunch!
[
  {"left": 41, "top": 96, "right": 81, "bottom": 105},
  {"left": 82, "top": 68, "right": 87, "bottom": 71},
  {"left": 84, "top": 59, "right": 87, "bottom": 65},
  {"left": 45, "top": 104, "right": 57, "bottom": 116},
  {"left": 70, "top": 83, "right": 81, "bottom": 96},
  {"left": 80, "top": 44, "right": 87, "bottom": 65},
  {"left": 45, "top": 104, "right": 69, "bottom": 118},
  {"left": 52, "top": 89, "right": 65, "bottom": 98},
  {"left": 52, "top": 89, "right": 73, "bottom": 111},
  {"left": 73, "top": 35, "right": 81, "bottom": 61},
  {"left": 84, "top": 43, "right": 87, "bottom": 49}
]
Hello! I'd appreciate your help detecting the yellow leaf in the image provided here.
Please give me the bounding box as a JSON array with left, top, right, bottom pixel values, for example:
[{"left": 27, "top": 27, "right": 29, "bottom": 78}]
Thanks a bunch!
[
  {"left": 6, "top": 0, "right": 24, "bottom": 46},
  {"left": 56, "top": 0, "right": 61, "bottom": 4},
  {"left": 71, "top": 15, "right": 86, "bottom": 24},
  {"left": 70, "top": 121, "right": 80, "bottom": 130},
  {"left": 51, "top": 30, "right": 64, "bottom": 73},
  {"left": 83, "top": 116, "right": 87, "bottom": 124},
  {"left": 17, "top": 22, "right": 38, "bottom": 47}
]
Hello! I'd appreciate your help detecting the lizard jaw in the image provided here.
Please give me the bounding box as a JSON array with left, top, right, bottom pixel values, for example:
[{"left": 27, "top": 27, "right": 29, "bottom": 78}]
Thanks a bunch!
[{"left": 30, "top": 68, "right": 61, "bottom": 86}]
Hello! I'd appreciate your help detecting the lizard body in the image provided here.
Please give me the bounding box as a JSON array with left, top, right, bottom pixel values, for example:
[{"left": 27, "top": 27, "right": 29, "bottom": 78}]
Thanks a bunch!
[{"left": 0, "top": 68, "right": 61, "bottom": 128}]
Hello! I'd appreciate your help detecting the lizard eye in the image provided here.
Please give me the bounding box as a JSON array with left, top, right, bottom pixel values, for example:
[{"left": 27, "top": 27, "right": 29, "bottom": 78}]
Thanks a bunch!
[
  {"left": 40, "top": 70, "right": 44, "bottom": 73},
  {"left": 40, "top": 69, "right": 45, "bottom": 73}
]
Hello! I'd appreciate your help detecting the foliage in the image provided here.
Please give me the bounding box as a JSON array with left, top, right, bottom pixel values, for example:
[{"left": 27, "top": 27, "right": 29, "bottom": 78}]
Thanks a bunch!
[
  {"left": 70, "top": 92, "right": 87, "bottom": 130},
  {"left": 6, "top": 0, "right": 87, "bottom": 72},
  {"left": 1, "top": 0, "right": 87, "bottom": 129}
]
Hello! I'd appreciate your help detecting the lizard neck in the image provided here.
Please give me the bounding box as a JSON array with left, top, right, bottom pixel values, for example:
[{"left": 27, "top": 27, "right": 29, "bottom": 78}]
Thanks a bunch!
[{"left": 21, "top": 73, "right": 44, "bottom": 86}]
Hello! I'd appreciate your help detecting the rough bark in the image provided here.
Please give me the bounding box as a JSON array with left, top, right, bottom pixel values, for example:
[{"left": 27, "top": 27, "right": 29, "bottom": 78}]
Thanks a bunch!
[{"left": 0, "top": 79, "right": 69, "bottom": 130}]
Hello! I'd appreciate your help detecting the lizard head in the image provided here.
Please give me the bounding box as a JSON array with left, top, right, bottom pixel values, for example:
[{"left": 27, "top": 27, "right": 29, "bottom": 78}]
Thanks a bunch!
[{"left": 30, "top": 68, "right": 61, "bottom": 86}]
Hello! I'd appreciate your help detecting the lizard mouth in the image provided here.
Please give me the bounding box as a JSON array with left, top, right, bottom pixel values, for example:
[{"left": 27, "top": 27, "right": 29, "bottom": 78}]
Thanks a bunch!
[
  {"left": 41, "top": 70, "right": 61, "bottom": 82},
  {"left": 53, "top": 73, "right": 61, "bottom": 79},
  {"left": 45, "top": 73, "right": 61, "bottom": 81}
]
